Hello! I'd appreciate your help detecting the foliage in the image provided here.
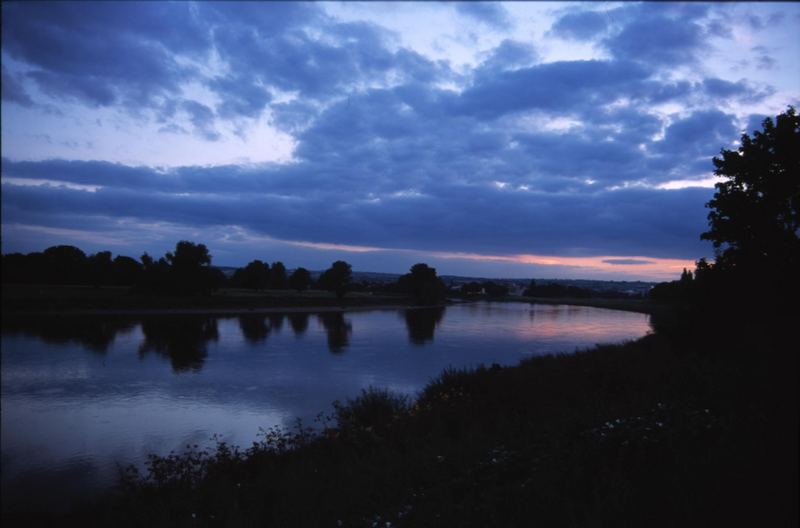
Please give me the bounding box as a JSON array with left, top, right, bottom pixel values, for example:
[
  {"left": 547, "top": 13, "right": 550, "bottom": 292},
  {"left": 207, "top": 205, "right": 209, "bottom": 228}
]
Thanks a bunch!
[
  {"left": 702, "top": 107, "right": 799, "bottom": 274},
  {"left": 270, "top": 261, "right": 288, "bottom": 289},
  {"left": 333, "top": 387, "right": 409, "bottom": 434},
  {"left": 697, "top": 106, "right": 800, "bottom": 305},
  {"left": 460, "top": 280, "right": 509, "bottom": 297},
  {"left": 523, "top": 280, "right": 595, "bottom": 298},
  {"left": 231, "top": 260, "right": 270, "bottom": 290},
  {"left": 289, "top": 267, "right": 312, "bottom": 291},
  {"left": 396, "top": 263, "right": 447, "bottom": 305},
  {"left": 318, "top": 260, "right": 352, "bottom": 299},
  {"left": 141, "top": 241, "right": 222, "bottom": 296}
]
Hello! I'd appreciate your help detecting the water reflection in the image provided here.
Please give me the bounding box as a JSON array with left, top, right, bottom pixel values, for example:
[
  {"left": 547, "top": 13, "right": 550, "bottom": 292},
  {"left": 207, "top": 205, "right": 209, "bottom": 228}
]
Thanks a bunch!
[
  {"left": 317, "top": 312, "right": 352, "bottom": 353},
  {"left": 238, "top": 315, "right": 271, "bottom": 343},
  {"left": 288, "top": 313, "right": 309, "bottom": 336},
  {"left": 268, "top": 313, "right": 285, "bottom": 332},
  {"left": 138, "top": 316, "right": 219, "bottom": 372},
  {"left": 403, "top": 307, "right": 445, "bottom": 345},
  {"left": 1, "top": 315, "right": 135, "bottom": 353}
]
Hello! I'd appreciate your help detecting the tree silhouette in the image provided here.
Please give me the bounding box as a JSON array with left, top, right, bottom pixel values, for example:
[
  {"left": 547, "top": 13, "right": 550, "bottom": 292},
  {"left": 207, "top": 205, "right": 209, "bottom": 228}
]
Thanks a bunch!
[
  {"left": 396, "top": 263, "right": 446, "bottom": 305},
  {"left": 233, "top": 260, "right": 270, "bottom": 290},
  {"left": 270, "top": 261, "right": 288, "bottom": 289},
  {"left": 702, "top": 106, "right": 799, "bottom": 278},
  {"left": 289, "top": 267, "right": 312, "bottom": 292},
  {"left": 318, "top": 261, "right": 352, "bottom": 299}
]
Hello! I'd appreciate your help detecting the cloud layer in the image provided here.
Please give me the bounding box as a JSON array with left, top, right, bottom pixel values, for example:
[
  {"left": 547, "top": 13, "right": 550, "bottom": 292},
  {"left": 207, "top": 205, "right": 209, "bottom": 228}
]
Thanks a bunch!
[{"left": 2, "top": 2, "right": 798, "bottom": 279}]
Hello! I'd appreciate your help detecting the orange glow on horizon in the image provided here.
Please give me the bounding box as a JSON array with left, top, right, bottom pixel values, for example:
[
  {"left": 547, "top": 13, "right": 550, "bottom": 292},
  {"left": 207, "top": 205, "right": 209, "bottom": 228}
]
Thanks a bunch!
[{"left": 277, "top": 237, "right": 695, "bottom": 281}]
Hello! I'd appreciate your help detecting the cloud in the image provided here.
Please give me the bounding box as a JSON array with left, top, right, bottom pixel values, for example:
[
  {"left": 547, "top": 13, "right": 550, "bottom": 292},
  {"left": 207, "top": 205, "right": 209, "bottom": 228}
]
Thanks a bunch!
[
  {"left": 550, "top": 10, "right": 608, "bottom": 40},
  {"left": 455, "top": 3, "right": 511, "bottom": 30},
  {"left": 1, "top": 2, "right": 205, "bottom": 108},
  {"left": 602, "top": 259, "right": 654, "bottom": 266},
  {"left": 182, "top": 100, "right": 220, "bottom": 141},
  {"left": 3, "top": 1, "right": 790, "bottom": 278},
  {"left": 476, "top": 39, "right": 538, "bottom": 74},
  {"left": 458, "top": 59, "right": 652, "bottom": 119},
  {"left": 602, "top": 5, "right": 710, "bottom": 66},
  {"left": 1, "top": 65, "right": 33, "bottom": 106},
  {"left": 1, "top": 159, "right": 714, "bottom": 261}
]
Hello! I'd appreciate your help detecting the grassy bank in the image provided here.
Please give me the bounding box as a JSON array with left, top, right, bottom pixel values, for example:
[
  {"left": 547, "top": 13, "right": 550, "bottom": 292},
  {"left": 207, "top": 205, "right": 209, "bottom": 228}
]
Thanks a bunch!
[
  {"left": 1, "top": 284, "right": 412, "bottom": 314},
  {"left": 9, "top": 305, "right": 794, "bottom": 527},
  {"left": 503, "top": 295, "right": 658, "bottom": 314}
]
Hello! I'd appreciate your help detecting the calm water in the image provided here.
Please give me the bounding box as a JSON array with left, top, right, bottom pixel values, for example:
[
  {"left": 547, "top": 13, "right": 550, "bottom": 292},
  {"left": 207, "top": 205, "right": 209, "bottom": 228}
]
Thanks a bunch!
[{"left": 1, "top": 302, "right": 649, "bottom": 512}]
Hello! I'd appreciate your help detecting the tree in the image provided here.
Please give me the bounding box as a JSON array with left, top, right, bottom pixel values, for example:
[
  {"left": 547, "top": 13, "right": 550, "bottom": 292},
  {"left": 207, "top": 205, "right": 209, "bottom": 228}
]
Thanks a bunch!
[
  {"left": 270, "top": 261, "right": 288, "bottom": 289},
  {"left": 289, "top": 267, "right": 312, "bottom": 292},
  {"left": 318, "top": 260, "right": 352, "bottom": 299},
  {"left": 43, "top": 245, "right": 88, "bottom": 284},
  {"left": 702, "top": 106, "right": 799, "bottom": 282},
  {"left": 139, "top": 241, "right": 219, "bottom": 295},
  {"left": 233, "top": 260, "right": 270, "bottom": 290},
  {"left": 88, "top": 251, "right": 113, "bottom": 286},
  {"left": 396, "top": 263, "right": 446, "bottom": 305},
  {"left": 112, "top": 255, "right": 143, "bottom": 286},
  {"left": 166, "top": 241, "right": 211, "bottom": 272}
]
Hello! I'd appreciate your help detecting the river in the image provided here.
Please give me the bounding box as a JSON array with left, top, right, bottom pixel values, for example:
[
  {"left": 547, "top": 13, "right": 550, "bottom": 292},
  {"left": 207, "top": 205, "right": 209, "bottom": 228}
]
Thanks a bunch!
[{"left": 1, "top": 301, "right": 649, "bottom": 512}]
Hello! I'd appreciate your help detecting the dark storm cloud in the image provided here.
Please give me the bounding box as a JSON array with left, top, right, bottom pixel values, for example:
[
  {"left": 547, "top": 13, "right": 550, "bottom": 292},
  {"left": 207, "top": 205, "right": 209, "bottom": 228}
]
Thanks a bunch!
[{"left": 550, "top": 10, "right": 608, "bottom": 40}]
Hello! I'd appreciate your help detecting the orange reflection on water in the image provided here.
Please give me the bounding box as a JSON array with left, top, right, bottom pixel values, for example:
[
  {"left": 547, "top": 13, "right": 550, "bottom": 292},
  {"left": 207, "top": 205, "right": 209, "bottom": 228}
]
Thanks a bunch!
[{"left": 510, "top": 305, "right": 650, "bottom": 342}]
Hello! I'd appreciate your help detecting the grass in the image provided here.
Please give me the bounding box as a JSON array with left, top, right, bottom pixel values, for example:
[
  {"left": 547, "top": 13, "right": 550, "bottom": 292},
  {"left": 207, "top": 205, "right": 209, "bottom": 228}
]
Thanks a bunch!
[{"left": 1, "top": 284, "right": 411, "bottom": 313}]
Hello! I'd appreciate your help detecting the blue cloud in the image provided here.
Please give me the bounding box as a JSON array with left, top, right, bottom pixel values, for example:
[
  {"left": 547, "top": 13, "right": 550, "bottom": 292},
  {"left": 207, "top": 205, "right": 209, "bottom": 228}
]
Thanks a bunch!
[
  {"left": 455, "top": 3, "right": 511, "bottom": 30},
  {"left": 603, "top": 8, "right": 708, "bottom": 66},
  {"left": 1, "top": 159, "right": 714, "bottom": 260},
  {"left": 182, "top": 100, "right": 220, "bottom": 141},
  {"left": 550, "top": 11, "right": 608, "bottom": 40},
  {"left": 459, "top": 60, "right": 652, "bottom": 119},
  {"left": 1, "top": 2, "right": 204, "bottom": 107},
  {"left": 477, "top": 40, "right": 538, "bottom": 74},
  {"left": 1, "top": 65, "right": 33, "bottom": 106}
]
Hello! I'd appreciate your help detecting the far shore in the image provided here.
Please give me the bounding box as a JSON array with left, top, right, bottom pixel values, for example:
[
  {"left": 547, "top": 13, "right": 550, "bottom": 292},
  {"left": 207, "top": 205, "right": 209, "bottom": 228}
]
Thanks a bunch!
[{"left": 1, "top": 284, "right": 658, "bottom": 317}]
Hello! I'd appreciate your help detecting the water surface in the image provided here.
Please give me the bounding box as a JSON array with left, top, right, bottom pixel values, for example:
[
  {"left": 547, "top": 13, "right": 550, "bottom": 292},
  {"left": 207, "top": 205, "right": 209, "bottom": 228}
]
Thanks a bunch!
[{"left": 1, "top": 302, "right": 649, "bottom": 512}]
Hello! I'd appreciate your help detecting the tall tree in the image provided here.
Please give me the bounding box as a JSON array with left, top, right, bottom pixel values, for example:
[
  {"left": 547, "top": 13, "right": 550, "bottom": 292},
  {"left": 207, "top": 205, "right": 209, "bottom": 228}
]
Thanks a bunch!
[
  {"left": 396, "top": 263, "right": 446, "bottom": 305},
  {"left": 289, "top": 267, "right": 312, "bottom": 292},
  {"left": 318, "top": 261, "right": 352, "bottom": 299},
  {"left": 698, "top": 106, "right": 800, "bottom": 305},
  {"left": 702, "top": 106, "right": 799, "bottom": 277},
  {"left": 270, "top": 261, "right": 288, "bottom": 289}
]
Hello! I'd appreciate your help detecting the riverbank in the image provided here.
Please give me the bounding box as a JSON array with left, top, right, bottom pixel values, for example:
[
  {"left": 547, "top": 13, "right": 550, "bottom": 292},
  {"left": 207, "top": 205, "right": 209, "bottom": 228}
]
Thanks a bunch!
[
  {"left": 1, "top": 283, "right": 658, "bottom": 316},
  {"left": 0, "top": 284, "right": 415, "bottom": 314},
  {"left": 7, "top": 306, "right": 794, "bottom": 527}
]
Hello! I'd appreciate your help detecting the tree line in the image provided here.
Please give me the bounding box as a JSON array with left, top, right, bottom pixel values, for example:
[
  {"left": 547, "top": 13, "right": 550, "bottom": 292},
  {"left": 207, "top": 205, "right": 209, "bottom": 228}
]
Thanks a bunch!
[{"left": 1, "top": 242, "right": 450, "bottom": 305}]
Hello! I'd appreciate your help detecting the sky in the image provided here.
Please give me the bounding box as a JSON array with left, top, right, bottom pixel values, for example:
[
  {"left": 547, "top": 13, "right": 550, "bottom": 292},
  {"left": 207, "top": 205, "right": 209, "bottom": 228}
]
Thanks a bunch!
[{"left": 1, "top": 2, "right": 798, "bottom": 281}]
